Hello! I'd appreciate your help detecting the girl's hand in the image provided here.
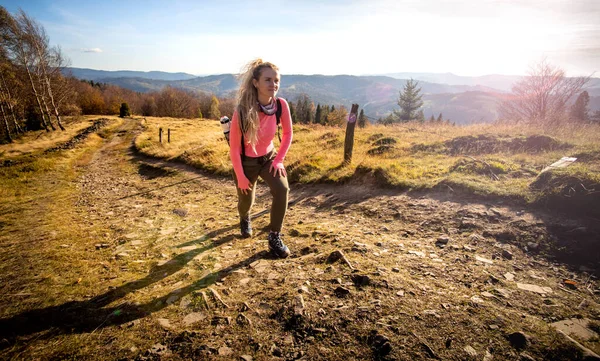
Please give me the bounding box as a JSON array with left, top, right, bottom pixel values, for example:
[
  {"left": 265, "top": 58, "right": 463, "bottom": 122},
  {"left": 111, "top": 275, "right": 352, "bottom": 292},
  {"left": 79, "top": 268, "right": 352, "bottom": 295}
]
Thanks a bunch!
[
  {"left": 270, "top": 162, "right": 287, "bottom": 178},
  {"left": 237, "top": 176, "right": 253, "bottom": 195}
]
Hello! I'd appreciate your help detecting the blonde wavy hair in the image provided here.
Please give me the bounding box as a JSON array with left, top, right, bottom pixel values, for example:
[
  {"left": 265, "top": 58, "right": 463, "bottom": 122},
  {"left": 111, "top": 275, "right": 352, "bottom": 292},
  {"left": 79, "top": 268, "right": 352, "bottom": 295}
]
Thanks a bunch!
[{"left": 236, "top": 59, "right": 279, "bottom": 149}]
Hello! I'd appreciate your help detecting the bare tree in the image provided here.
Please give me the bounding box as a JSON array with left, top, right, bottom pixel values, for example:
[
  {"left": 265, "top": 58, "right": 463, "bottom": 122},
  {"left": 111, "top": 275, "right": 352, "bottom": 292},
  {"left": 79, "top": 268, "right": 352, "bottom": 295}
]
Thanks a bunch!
[
  {"left": 0, "top": 47, "right": 24, "bottom": 137},
  {"left": 0, "top": 6, "right": 53, "bottom": 131},
  {"left": 499, "top": 59, "right": 590, "bottom": 124},
  {"left": 17, "top": 9, "right": 65, "bottom": 130}
]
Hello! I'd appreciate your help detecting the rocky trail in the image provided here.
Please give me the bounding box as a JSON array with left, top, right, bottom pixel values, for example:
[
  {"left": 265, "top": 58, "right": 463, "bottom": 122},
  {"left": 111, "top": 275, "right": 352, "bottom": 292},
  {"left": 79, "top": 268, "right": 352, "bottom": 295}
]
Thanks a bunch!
[{"left": 1, "top": 119, "right": 599, "bottom": 360}]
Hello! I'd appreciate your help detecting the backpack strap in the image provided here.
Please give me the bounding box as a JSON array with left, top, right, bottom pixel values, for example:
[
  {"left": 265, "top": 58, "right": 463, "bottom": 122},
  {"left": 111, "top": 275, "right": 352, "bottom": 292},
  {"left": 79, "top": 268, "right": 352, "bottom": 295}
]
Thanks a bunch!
[
  {"left": 239, "top": 108, "right": 245, "bottom": 159},
  {"left": 276, "top": 98, "right": 282, "bottom": 126},
  {"left": 276, "top": 98, "right": 282, "bottom": 142}
]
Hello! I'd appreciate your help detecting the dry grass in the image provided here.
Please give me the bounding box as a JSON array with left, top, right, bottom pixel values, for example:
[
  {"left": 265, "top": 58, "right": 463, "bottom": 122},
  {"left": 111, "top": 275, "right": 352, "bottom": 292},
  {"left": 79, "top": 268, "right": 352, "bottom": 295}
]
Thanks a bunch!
[{"left": 134, "top": 118, "right": 600, "bottom": 211}]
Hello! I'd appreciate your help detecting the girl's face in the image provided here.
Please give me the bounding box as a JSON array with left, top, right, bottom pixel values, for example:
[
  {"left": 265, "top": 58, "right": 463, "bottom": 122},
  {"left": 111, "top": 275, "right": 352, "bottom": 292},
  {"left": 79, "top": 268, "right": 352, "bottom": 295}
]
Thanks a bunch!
[{"left": 253, "top": 67, "right": 280, "bottom": 101}]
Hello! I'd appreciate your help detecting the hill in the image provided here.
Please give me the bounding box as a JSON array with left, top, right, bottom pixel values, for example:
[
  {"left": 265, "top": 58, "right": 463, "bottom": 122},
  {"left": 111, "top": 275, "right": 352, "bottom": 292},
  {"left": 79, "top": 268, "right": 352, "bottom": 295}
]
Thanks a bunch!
[
  {"left": 65, "top": 67, "right": 197, "bottom": 81},
  {"left": 68, "top": 69, "right": 600, "bottom": 124}
]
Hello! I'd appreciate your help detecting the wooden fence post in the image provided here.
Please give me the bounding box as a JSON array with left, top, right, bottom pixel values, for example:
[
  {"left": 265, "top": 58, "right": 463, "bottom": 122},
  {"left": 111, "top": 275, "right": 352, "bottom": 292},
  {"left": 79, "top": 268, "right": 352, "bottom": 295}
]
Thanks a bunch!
[
  {"left": 159, "top": 127, "right": 162, "bottom": 143},
  {"left": 344, "top": 104, "right": 359, "bottom": 165},
  {"left": 168, "top": 128, "right": 171, "bottom": 143}
]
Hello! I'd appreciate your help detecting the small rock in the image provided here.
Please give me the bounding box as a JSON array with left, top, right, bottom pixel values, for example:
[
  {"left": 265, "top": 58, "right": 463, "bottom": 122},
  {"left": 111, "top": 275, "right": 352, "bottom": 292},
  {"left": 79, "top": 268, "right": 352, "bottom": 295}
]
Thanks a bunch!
[
  {"left": 392, "top": 267, "right": 400, "bottom": 273},
  {"left": 502, "top": 249, "right": 513, "bottom": 260},
  {"left": 463, "top": 245, "right": 476, "bottom": 252},
  {"left": 516, "top": 283, "right": 552, "bottom": 295},
  {"left": 475, "top": 256, "right": 494, "bottom": 264},
  {"left": 115, "top": 252, "right": 130, "bottom": 260},
  {"left": 351, "top": 274, "right": 371, "bottom": 286},
  {"left": 504, "top": 272, "right": 515, "bottom": 281},
  {"left": 435, "top": 235, "right": 450, "bottom": 248},
  {"left": 526, "top": 242, "right": 539, "bottom": 250},
  {"left": 372, "top": 334, "right": 392, "bottom": 356},
  {"left": 157, "top": 318, "right": 171, "bottom": 329},
  {"left": 396, "top": 290, "right": 405, "bottom": 297},
  {"left": 507, "top": 332, "right": 530, "bottom": 350},
  {"left": 218, "top": 346, "right": 233, "bottom": 356},
  {"left": 423, "top": 310, "right": 440, "bottom": 318},
  {"left": 464, "top": 345, "right": 477, "bottom": 357},
  {"left": 294, "top": 295, "right": 305, "bottom": 316},
  {"left": 550, "top": 318, "right": 597, "bottom": 341},
  {"left": 173, "top": 208, "right": 188, "bottom": 217},
  {"left": 299, "top": 285, "right": 309, "bottom": 293},
  {"left": 334, "top": 286, "right": 350, "bottom": 298},
  {"left": 408, "top": 250, "right": 425, "bottom": 257},
  {"left": 483, "top": 350, "right": 493, "bottom": 361},
  {"left": 149, "top": 343, "right": 171, "bottom": 356},
  {"left": 240, "top": 355, "right": 253, "bottom": 361},
  {"left": 166, "top": 295, "right": 179, "bottom": 305},
  {"left": 183, "top": 313, "right": 205, "bottom": 326},
  {"left": 489, "top": 324, "right": 499, "bottom": 330}
]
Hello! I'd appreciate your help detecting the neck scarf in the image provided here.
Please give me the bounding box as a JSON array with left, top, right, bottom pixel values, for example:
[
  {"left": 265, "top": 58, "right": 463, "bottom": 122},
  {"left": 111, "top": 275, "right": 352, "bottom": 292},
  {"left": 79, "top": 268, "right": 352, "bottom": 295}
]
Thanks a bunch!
[{"left": 258, "top": 98, "right": 277, "bottom": 115}]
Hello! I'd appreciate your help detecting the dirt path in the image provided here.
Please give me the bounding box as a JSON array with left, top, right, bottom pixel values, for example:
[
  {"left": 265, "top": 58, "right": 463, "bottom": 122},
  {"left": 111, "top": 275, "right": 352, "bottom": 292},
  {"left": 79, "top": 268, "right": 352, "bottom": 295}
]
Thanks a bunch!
[{"left": 1, "top": 119, "right": 599, "bottom": 360}]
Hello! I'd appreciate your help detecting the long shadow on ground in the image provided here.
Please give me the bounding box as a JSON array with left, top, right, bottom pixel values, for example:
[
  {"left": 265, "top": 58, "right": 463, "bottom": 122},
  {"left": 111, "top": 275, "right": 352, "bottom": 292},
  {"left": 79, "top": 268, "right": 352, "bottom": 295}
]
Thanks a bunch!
[{"left": 0, "top": 222, "right": 267, "bottom": 350}]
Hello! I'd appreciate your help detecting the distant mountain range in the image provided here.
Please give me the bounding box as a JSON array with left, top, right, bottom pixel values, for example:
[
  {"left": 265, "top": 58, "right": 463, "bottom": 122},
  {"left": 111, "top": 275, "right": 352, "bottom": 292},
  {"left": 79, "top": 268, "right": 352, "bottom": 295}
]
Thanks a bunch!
[
  {"left": 66, "top": 67, "right": 600, "bottom": 124},
  {"left": 66, "top": 67, "right": 198, "bottom": 81}
]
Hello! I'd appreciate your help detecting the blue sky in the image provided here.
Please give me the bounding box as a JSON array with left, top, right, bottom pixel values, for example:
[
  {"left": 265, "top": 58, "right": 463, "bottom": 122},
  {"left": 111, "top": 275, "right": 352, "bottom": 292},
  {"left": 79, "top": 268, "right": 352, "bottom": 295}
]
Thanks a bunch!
[{"left": 2, "top": 0, "right": 599, "bottom": 76}]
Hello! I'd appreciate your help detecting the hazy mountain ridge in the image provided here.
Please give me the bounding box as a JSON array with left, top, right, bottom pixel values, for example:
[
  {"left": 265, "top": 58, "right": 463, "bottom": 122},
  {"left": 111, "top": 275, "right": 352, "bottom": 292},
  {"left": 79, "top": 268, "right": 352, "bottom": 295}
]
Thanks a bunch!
[
  {"left": 66, "top": 67, "right": 197, "bottom": 81},
  {"left": 67, "top": 68, "right": 600, "bottom": 124}
]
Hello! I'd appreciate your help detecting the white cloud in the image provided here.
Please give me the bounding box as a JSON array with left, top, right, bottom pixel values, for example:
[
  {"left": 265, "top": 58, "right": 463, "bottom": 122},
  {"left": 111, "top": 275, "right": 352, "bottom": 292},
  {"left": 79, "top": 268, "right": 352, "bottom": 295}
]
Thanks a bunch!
[{"left": 82, "top": 48, "right": 103, "bottom": 53}]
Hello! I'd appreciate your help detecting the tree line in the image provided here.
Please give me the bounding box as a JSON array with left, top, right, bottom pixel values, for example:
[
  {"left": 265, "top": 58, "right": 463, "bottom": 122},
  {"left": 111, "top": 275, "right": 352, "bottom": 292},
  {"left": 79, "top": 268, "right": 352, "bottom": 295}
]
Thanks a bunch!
[{"left": 0, "top": 6, "right": 72, "bottom": 141}]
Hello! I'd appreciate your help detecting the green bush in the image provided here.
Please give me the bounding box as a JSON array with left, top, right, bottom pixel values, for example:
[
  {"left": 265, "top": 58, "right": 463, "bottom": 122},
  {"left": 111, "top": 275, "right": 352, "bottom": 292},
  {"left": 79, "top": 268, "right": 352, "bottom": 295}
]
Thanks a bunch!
[{"left": 119, "top": 103, "right": 131, "bottom": 118}]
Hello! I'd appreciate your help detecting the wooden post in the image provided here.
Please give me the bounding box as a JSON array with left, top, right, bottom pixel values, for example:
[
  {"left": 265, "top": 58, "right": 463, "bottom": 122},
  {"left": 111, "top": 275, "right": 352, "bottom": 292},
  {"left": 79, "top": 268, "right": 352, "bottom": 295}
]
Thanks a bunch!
[
  {"left": 168, "top": 128, "right": 171, "bottom": 143},
  {"left": 159, "top": 127, "right": 162, "bottom": 143},
  {"left": 343, "top": 104, "right": 359, "bottom": 165}
]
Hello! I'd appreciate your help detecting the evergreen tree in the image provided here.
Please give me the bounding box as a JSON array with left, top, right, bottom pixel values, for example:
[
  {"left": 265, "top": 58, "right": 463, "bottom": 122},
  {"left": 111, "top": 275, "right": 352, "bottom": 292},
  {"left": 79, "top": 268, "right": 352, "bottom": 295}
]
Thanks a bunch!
[
  {"left": 429, "top": 114, "right": 435, "bottom": 122},
  {"left": 395, "top": 79, "right": 423, "bottom": 121},
  {"left": 315, "top": 104, "right": 322, "bottom": 124},
  {"left": 331, "top": 105, "right": 335, "bottom": 112},
  {"left": 417, "top": 110, "right": 425, "bottom": 122},
  {"left": 570, "top": 91, "right": 590, "bottom": 121},
  {"left": 321, "top": 104, "right": 330, "bottom": 125},
  {"left": 437, "top": 113, "right": 443, "bottom": 122},
  {"left": 358, "top": 109, "right": 366, "bottom": 128},
  {"left": 209, "top": 95, "right": 220, "bottom": 119},
  {"left": 119, "top": 102, "right": 130, "bottom": 118}
]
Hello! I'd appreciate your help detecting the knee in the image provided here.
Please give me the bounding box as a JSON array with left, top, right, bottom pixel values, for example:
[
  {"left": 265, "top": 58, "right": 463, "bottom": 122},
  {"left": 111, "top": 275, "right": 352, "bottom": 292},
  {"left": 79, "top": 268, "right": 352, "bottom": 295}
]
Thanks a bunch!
[{"left": 271, "top": 181, "right": 289, "bottom": 197}]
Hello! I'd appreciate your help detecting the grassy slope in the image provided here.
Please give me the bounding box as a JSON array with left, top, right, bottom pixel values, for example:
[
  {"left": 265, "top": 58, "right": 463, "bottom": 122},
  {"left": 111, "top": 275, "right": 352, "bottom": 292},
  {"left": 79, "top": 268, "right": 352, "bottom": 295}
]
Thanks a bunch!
[{"left": 134, "top": 118, "right": 600, "bottom": 215}]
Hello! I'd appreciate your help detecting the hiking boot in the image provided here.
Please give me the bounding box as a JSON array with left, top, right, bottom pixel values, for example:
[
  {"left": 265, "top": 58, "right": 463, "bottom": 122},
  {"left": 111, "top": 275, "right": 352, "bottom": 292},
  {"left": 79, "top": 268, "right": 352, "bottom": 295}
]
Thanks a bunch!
[
  {"left": 240, "top": 218, "right": 252, "bottom": 238},
  {"left": 268, "top": 231, "right": 290, "bottom": 258}
]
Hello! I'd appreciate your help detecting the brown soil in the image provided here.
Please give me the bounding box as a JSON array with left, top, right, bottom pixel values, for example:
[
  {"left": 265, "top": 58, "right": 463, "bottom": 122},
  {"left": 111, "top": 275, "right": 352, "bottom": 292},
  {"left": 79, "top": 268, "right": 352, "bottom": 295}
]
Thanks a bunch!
[{"left": 0, "top": 119, "right": 599, "bottom": 360}]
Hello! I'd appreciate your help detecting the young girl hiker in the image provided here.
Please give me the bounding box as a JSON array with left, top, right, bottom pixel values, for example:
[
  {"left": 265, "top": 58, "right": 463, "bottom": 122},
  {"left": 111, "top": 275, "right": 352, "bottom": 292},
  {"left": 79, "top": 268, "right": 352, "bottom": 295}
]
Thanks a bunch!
[{"left": 229, "top": 59, "right": 293, "bottom": 258}]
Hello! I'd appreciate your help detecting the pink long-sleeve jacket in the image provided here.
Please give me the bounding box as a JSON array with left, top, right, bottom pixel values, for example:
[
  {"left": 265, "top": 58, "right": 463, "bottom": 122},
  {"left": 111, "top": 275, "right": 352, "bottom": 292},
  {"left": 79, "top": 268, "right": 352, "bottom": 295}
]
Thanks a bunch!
[{"left": 229, "top": 98, "right": 293, "bottom": 186}]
